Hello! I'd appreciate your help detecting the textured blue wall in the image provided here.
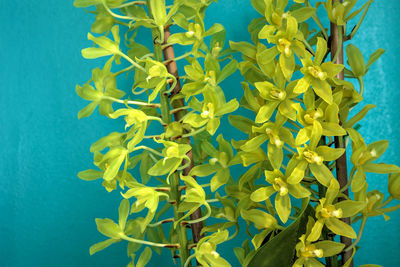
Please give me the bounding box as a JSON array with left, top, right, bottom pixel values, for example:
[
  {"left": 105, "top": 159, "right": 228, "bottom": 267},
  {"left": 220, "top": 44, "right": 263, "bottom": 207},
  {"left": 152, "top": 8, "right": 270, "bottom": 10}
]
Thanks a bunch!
[{"left": 0, "top": 0, "right": 399, "bottom": 266}]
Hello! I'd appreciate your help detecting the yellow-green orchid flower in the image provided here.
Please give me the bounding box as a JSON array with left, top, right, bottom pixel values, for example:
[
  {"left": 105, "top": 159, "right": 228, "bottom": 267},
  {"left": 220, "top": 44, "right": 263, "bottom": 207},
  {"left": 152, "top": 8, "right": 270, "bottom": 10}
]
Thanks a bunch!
[
  {"left": 347, "top": 128, "right": 400, "bottom": 192},
  {"left": 251, "top": 169, "right": 310, "bottom": 223},
  {"left": 240, "top": 113, "right": 295, "bottom": 169},
  {"left": 287, "top": 122, "right": 345, "bottom": 187},
  {"left": 183, "top": 94, "right": 239, "bottom": 135},
  {"left": 294, "top": 90, "right": 347, "bottom": 146},
  {"left": 254, "top": 65, "right": 300, "bottom": 122},
  {"left": 194, "top": 230, "right": 231, "bottom": 267},
  {"left": 294, "top": 38, "right": 344, "bottom": 104},
  {"left": 294, "top": 217, "right": 345, "bottom": 267},
  {"left": 76, "top": 56, "right": 125, "bottom": 118},
  {"left": 259, "top": 15, "right": 306, "bottom": 80},
  {"left": 307, "top": 179, "right": 364, "bottom": 242}
]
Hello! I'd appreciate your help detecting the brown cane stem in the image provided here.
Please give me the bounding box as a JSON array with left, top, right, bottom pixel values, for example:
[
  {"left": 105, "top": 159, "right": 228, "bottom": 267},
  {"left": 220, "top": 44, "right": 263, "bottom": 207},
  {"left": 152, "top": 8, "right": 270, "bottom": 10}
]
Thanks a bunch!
[
  {"left": 162, "top": 26, "right": 204, "bottom": 245},
  {"left": 330, "top": 1, "right": 353, "bottom": 266}
]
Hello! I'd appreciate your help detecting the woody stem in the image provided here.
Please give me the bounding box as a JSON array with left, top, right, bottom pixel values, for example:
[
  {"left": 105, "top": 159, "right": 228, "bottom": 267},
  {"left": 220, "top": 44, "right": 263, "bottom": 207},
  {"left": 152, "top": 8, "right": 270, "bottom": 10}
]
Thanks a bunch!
[
  {"left": 162, "top": 26, "right": 204, "bottom": 246},
  {"left": 330, "top": 1, "right": 353, "bottom": 266}
]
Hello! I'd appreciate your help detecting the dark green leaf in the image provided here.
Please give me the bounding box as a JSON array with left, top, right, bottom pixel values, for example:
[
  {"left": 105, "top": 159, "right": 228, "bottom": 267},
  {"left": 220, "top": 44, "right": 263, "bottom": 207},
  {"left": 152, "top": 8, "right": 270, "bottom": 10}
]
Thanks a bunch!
[{"left": 248, "top": 198, "right": 313, "bottom": 267}]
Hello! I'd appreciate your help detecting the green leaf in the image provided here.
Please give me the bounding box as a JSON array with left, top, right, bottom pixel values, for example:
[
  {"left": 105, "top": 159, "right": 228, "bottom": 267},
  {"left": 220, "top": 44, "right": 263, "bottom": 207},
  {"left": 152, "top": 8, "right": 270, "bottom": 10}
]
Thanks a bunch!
[
  {"left": 78, "top": 169, "right": 103, "bottom": 181},
  {"left": 89, "top": 238, "right": 121, "bottom": 255},
  {"left": 248, "top": 199, "right": 313, "bottom": 267},
  {"left": 136, "top": 247, "right": 152, "bottom": 267},
  {"left": 252, "top": 229, "right": 272, "bottom": 250},
  {"left": 95, "top": 218, "right": 122, "bottom": 239},
  {"left": 291, "top": 7, "right": 316, "bottom": 23},
  {"left": 139, "top": 152, "right": 152, "bottom": 184}
]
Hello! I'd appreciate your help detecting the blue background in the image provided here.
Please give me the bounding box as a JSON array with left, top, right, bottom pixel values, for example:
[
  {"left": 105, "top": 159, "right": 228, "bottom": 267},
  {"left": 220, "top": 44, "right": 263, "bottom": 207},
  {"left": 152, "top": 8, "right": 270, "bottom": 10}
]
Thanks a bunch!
[{"left": 1, "top": 0, "right": 399, "bottom": 266}]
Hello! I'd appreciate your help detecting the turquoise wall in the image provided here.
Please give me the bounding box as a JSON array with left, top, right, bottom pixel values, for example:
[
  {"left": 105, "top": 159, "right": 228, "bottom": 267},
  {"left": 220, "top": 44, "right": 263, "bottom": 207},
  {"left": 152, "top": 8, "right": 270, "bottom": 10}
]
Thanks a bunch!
[{"left": 1, "top": 0, "right": 399, "bottom": 266}]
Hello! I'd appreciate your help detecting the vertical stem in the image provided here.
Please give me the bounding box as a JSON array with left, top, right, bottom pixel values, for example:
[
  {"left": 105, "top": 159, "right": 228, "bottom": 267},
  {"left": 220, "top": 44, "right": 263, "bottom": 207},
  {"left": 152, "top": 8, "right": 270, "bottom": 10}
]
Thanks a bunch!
[
  {"left": 330, "top": 1, "right": 354, "bottom": 266},
  {"left": 145, "top": 2, "right": 190, "bottom": 265},
  {"left": 162, "top": 26, "right": 204, "bottom": 245},
  {"left": 150, "top": 27, "right": 190, "bottom": 265}
]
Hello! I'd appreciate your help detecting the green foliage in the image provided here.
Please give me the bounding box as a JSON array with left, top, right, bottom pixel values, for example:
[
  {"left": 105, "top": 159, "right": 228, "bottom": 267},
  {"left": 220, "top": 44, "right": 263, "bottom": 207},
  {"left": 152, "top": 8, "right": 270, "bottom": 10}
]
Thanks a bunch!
[
  {"left": 248, "top": 198, "right": 313, "bottom": 267},
  {"left": 74, "top": 0, "right": 400, "bottom": 266}
]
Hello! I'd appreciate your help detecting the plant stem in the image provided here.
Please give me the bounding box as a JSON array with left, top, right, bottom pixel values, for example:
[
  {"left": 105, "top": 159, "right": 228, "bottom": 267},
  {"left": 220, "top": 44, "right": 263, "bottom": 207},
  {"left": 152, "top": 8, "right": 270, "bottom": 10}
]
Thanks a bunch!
[
  {"left": 131, "top": 146, "right": 163, "bottom": 157},
  {"left": 183, "top": 254, "right": 197, "bottom": 267},
  {"left": 146, "top": 2, "right": 190, "bottom": 264},
  {"left": 115, "top": 1, "right": 146, "bottom": 9},
  {"left": 330, "top": 2, "right": 353, "bottom": 266},
  {"left": 102, "top": 96, "right": 160, "bottom": 107},
  {"left": 184, "top": 202, "right": 211, "bottom": 225},
  {"left": 162, "top": 26, "right": 204, "bottom": 246},
  {"left": 344, "top": 215, "right": 367, "bottom": 252},
  {"left": 120, "top": 233, "right": 179, "bottom": 248}
]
